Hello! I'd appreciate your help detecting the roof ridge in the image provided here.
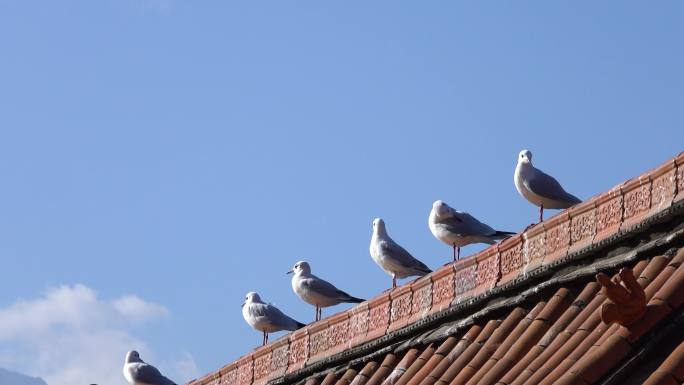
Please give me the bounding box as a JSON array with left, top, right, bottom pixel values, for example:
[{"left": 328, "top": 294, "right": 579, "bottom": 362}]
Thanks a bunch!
[{"left": 189, "top": 151, "right": 684, "bottom": 385}]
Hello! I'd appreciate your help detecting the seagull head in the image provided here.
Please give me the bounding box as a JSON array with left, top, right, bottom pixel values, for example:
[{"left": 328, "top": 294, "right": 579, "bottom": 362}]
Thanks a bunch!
[
  {"left": 125, "top": 350, "right": 143, "bottom": 364},
  {"left": 432, "top": 200, "right": 451, "bottom": 218},
  {"left": 243, "top": 292, "right": 262, "bottom": 307},
  {"left": 518, "top": 149, "right": 532, "bottom": 164},
  {"left": 287, "top": 260, "right": 311, "bottom": 275},
  {"left": 372, "top": 218, "right": 386, "bottom": 235}
]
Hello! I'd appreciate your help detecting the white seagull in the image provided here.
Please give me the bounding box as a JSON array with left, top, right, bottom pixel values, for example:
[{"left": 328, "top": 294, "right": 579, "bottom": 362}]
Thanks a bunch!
[
  {"left": 514, "top": 149, "right": 581, "bottom": 223},
  {"left": 123, "top": 350, "right": 176, "bottom": 385},
  {"left": 370, "top": 218, "right": 432, "bottom": 289},
  {"left": 429, "top": 200, "right": 514, "bottom": 261},
  {"left": 242, "top": 291, "right": 305, "bottom": 346},
  {"left": 287, "top": 261, "right": 365, "bottom": 322}
]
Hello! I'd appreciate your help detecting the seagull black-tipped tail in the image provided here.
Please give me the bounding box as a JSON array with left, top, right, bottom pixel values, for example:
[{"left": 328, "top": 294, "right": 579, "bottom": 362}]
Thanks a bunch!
[
  {"left": 347, "top": 296, "right": 365, "bottom": 304},
  {"left": 494, "top": 230, "right": 516, "bottom": 239},
  {"left": 296, "top": 321, "right": 306, "bottom": 329}
]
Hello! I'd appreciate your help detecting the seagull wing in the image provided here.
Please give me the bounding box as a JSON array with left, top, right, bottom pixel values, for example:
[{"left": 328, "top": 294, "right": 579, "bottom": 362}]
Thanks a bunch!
[
  {"left": 301, "top": 276, "right": 353, "bottom": 301},
  {"left": 525, "top": 168, "right": 581, "bottom": 203},
  {"left": 437, "top": 210, "right": 496, "bottom": 237},
  {"left": 380, "top": 241, "right": 431, "bottom": 273},
  {"left": 129, "top": 362, "right": 176, "bottom": 385},
  {"left": 251, "top": 302, "right": 302, "bottom": 330}
]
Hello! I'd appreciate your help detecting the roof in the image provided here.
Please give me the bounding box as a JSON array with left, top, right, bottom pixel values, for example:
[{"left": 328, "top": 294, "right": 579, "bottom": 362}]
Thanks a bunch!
[{"left": 188, "top": 152, "right": 684, "bottom": 385}]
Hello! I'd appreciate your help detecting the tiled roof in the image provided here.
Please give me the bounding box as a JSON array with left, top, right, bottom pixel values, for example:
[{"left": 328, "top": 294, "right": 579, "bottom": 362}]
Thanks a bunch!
[{"left": 188, "top": 152, "right": 684, "bottom": 385}]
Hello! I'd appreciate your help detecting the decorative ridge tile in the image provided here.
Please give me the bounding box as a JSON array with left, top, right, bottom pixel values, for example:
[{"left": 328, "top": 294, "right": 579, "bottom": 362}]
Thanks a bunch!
[
  {"left": 430, "top": 264, "right": 456, "bottom": 314},
  {"left": 286, "top": 328, "right": 309, "bottom": 374},
  {"left": 499, "top": 234, "right": 524, "bottom": 284},
  {"left": 388, "top": 284, "right": 413, "bottom": 332},
  {"left": 326, "top": 311, "right": 350, "bottom": 356},
  {"left": 621, "top": 175, "right": 652, "bottom": 231},
  {"left": 306, "top": 318, "right": 330, "bottom": 364},
  {"left": 474, "top": 246, "right": 500, "bottom": 295},
  {"left": 544, "top": 211, "right": 571, "bottom": 265},
  {"left": 648, "top": 159, "right": 677, "bottom": 217},
  {"left": 348, "top": 302, "right": 370, "bottom": 348},
  {"left": 568, "top": 199, "right": 597, "bottom": 256},
  {"left": 366, "top": 293, "right": 391, "bottom": 341},
  {"left": 453, "top": 257, "right": 477, "bottom": 303},
  {"left": 522, "top": 222, "right": 546, "bottom": 275},
  {"left": 594, "top": 186, "right": 623, "bottom": 245},
  {"left": 409, "top": 274, "right": 433, "bottom": 323}
]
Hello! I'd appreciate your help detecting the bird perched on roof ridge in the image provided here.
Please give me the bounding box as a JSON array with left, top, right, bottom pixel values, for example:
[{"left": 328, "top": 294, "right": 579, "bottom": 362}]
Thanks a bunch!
[
  {"left": 123, "top": 350, "right": 176, "bottom": 385},
  {"left": 429, "top": 200, "right": 514, "bottom": 261},
  {"left": 370, "top": 218, "right": 432, "bottom": 289},
  {"left": 242, "top": 291, "right": 306, "bottom": 346},
  {"left": 514, "top": 149, "right": 581, "bottom": 223},
  {"left": 288, "top": 261, "right": 365, "bottom": 322}
]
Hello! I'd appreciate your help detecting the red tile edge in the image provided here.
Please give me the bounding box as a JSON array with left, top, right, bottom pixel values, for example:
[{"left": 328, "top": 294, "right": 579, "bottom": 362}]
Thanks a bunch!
[
  {"left": 499, "top": 234, "right": 524, "bottom": 284},
  {"left": 474, "top": 246, "right": 501, "bottom": 296},
  {"left": 620, "top": 175, "right": 652, "bottom": 232},
  {"left": 568, "top": 200, "right": 597, "bottom": 256},
  {"left": 429, "top": 264, "right": 455, "bottom": 314},
  {"left": 388, "top": 285, "right": 413, "bottom": 332},
  {"left": 408, "top": 275, "right": 433, "bottom": 324}
]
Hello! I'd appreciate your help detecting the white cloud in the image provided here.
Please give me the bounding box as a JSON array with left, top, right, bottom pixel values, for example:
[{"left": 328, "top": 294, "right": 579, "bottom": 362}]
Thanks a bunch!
[{"left": 0, "top": 284, "right": 196, "bottom": 385}]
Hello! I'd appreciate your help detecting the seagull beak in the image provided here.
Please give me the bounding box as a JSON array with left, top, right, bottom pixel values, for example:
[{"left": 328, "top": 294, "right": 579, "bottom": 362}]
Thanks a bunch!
[
  {"left": 241, "top": 302, "right": 245, "bottom": 308},
  {"left": 286, "top": 270, "right": 293, "bottom": 275}
]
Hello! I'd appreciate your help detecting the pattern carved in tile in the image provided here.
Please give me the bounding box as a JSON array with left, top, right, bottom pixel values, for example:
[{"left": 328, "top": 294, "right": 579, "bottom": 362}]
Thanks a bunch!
[
  {"left": 454, "top": 265, "right": 477, "bottom": 295},
  {"left": 571, "top": 209, "right": 596, "bottom": 244},
  {"left": 328, "top": 319, "right": 349, "bottom": 349},
  {"left": 368, "top": 302, "right": 390, "bottom": 332},
  {"left": 349, "top": 309, "right": 369, "bottom": 338},
  {"left": 677, "top": 165, "right": 684, "bottom": 196},
  {"left": 271, "top": 345, "right": 289, "bottom": 372},
  {"left": 623, "top": 183, "right": 651, "bottom": 220},
  {"left": 220, "top": 369, "right": 237, "bottom": 385},
  {"left": 500, "top": 242, "right": 523, "bottom": 275},
  {"left": 237, "top": 362, "right": 253, "bottom": 385},
  {"left": 288, "top": 335, "right": 308, "bottom": 365},
  {"left": 411, "top": 283, "right": 433, "bottom": 315},
  {"left": 309, "top": 329, "right": 329, "bottom": 357},
  {"left": 390, "top": 292, "right": 412, "bottom": 323},
  {"left": 651, "top": 170, "right": 675, "bottom": 208},
  {"left": 476, "top": 254, "right": 500, "bottom": 287},
  {"left": 546, "top": 220, "right": 570, "bottom": 255},
  {"left": 524, "top": 233, "right": 545, "bottom": 264},
  {"left": 433, "top": 274, "right": 455, "bottom": 305},
  {"left": 596, "top": 196, "right": 622, "bottom": 232},
  {"left": 253, "top": 352, "right": 272, "bottom": 380}
]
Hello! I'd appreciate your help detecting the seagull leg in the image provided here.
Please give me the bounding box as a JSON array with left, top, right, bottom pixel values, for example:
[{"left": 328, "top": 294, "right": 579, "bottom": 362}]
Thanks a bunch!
[
  {"left": 539, "top": 205, "right": 544, "bottom": 223},
  {"left": 453, "top": 244, "right": 457, "bottom": 262},
  {"left": 458, "top": 247, "right": 460, "bottom": 261},
  {"left": 318, "top": 307, "right": 322, "bottom": 321},
  {"left": 392, "top": 274, "right": 397, "bottom": 289},
  {"left": 262, "top": 331, "right": 266, "bottom": 346},
  {"left": 265, "top": 332, "right": 269, "bottom": 345},
  {"left": 314, "top": 306, "right": 319, "bottom": 322}
]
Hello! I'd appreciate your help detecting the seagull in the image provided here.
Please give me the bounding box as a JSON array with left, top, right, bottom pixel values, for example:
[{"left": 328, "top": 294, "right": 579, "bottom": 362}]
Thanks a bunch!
[
  {"left": 514, "top": 149, "right": 581, "bottom": 223},
  {"left": 370, "top": 218, "right": 432, "bottom": 289},
  {"left": 287, "top": 261, "right": 365, "bottom": 322},
  {"left": 242, "top": 291, "right": 306, "bottom": 346},
  {"left": 123, "top": 351, "right": 176, "bottom": 385},
  {"left": 429, "top": 200, "right": 514, "bottom": 261}
]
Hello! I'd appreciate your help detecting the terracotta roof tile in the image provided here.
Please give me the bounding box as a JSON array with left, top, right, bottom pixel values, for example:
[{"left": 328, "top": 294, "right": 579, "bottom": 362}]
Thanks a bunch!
[
  {"left": 365, "top": 354, "right": 397, "bottom": 385},
  {"left": 434, "top": 321, "right": 499, "bottom": 385},
  {"left": 189, "top": 154, "right": 684, "bottom": 385}
]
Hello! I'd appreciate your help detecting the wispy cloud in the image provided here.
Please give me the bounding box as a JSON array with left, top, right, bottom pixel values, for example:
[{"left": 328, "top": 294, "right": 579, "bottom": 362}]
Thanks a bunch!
[{"left": 0, "top": 284, "right": 195, "bottom": 385}]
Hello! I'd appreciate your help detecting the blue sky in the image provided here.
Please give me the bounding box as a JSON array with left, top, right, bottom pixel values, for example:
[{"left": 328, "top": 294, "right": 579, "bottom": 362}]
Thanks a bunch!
[{"left": 1, "top": 2, "right": 683, "bottom": 384}]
